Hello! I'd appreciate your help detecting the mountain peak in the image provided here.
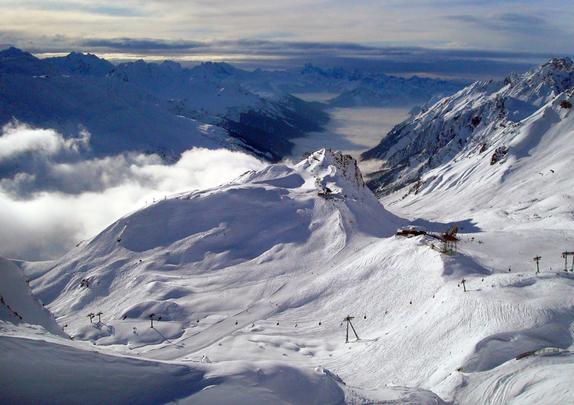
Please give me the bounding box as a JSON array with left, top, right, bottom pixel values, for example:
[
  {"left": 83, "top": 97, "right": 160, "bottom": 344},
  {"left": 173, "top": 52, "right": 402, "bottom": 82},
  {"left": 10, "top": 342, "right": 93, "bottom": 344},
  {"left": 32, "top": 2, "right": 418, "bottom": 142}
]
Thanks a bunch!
[
  {"left": 44, "top": 51, "right": 114, "bottom": 76},
  {"left": 300, "top": 63, "right": 325, "bottom": 75},
  {"left": 0, "top": 46, "right": 32, "bottom": 58},
  {"left": 513, "top": 56, "right": 574, "bottom": 95},
  {"left": 300, "top": 64, "right": 353, "bottom": 80},
  {"left": 192, "top": 61, "right": 238, "bottom": 76},
  {"left": 297, "top": 149, "right": 367, "bottom": 196},
  {"left": 65, "top": 51, "right": 101, "bottom": 60},
  {"left": 0, "top": 46, "right": 49, "bottom": 75},
  {"left": 542, "top": 57, "right": 574, "bottom": 71}
]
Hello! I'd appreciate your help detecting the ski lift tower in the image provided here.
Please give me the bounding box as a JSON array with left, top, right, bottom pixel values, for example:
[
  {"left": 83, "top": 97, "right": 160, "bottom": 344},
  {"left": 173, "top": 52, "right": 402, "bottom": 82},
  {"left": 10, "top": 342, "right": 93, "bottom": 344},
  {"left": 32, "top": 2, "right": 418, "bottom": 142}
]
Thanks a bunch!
[
  {"left": 344, "top": 315, "right": 360, "bottom": 343},
  {"left": 533, "top": 256, "right": 542, "bottom": 274},
  {"left": 562, "top": 251, "right": 574, "bottom": 272}
]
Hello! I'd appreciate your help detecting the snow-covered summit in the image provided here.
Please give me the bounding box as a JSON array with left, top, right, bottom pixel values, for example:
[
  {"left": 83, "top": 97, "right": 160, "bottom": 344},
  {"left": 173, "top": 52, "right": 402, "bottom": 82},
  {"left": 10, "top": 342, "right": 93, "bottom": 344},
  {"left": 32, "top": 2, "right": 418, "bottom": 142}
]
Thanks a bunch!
[
  {"left": 504, "top": 57, "right": 574, "bottom": 105},
  {"left": 45, "top": 52, "right": 114, "bottom": 76},
  {"left": 297, "top": 149, "right": 367, "bottom": 195},
  {"left": 362, "top": 57, "right": 574, "bottom": 194},
  {"left": 237, "top": 149, "right": 371, "bottom": 205}
]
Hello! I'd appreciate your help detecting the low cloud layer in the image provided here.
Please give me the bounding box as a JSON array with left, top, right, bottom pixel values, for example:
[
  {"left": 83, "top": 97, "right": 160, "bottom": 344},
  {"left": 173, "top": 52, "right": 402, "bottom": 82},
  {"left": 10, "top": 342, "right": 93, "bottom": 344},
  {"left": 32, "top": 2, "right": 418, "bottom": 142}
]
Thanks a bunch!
[
  {"left": 0, "top": 122, "right": 89, "bottom": 162},
  {"left": 0, "top": 123, "right": 265, "bottom": 261}
]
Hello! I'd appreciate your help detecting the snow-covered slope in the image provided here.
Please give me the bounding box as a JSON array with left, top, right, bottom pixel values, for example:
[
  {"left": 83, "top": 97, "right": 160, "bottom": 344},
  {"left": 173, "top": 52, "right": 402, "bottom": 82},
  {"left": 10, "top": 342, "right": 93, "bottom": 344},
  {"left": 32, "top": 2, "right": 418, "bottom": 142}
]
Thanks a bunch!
[
  {"left": 30, "top": 149, "right": 399, "bottom": 339},
  {"left": 8, "top": 149, "right": 571, "bottom": 403},
  {"left": 362, "top": 58, "right": 574, "bottom": 194},
  {"left": 382, "top": 86, "right": 574, "bottom": 229},
  {"left": 0, "top": 334, "right": 347, "bottom": 405},
  {"left": 366, "top": 60, "right": 574, "bottom": 404}
]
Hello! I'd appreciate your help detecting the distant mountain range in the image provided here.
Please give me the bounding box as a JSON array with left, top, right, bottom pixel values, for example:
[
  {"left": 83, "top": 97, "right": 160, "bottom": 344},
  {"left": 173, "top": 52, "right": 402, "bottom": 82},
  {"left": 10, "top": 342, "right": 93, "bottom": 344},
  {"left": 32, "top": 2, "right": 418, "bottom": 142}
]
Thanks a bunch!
[{"left": 0, "top": 47, "right": 462, "bottom": 161}]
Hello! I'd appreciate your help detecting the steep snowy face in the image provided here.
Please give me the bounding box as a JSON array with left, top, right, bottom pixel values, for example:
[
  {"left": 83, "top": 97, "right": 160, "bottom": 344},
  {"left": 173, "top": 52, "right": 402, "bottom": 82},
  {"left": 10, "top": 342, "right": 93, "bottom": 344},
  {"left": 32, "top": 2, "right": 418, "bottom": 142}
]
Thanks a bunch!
[
  {"left": 382, "top": 85, "right": 574, "bottom": 229},
  {"left": 507, "top": 57, "right": 574, "bottom": 102},
  {"left": 295, "top": 149, "right": 367, "bottom": 197},
  {"left": 0, "top": 258, "right": 68, "bottom": 338},
  {"left": 362, "top": 58, "right": 574, "bottom": 194}
]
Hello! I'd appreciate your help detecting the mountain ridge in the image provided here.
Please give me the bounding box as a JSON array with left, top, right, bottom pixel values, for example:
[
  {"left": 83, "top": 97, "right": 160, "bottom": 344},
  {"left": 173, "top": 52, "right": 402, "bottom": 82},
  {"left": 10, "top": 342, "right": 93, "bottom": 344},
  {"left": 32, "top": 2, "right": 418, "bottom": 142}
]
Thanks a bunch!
[{"left": 362, "top": 57, "right": 574, "bottom": 195}]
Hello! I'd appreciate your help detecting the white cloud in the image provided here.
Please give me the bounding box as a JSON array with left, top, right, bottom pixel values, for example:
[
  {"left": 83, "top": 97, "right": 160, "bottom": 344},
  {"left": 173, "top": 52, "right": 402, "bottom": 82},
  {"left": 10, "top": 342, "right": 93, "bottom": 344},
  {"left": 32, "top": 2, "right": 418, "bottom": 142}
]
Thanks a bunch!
[
  {"left": 0, "top": 124, "right": 266, "bottom": 260},
  {"left": 0, "top": 122, "right": 89, "bottom": 162}
]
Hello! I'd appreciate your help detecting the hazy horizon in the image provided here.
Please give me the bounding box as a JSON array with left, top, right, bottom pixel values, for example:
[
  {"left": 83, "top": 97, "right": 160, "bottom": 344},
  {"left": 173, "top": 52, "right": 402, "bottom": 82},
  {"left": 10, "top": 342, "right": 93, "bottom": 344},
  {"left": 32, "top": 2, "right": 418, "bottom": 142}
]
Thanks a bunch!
[{"left": 2, "top": 0, "right": 573, "bottom": 79}]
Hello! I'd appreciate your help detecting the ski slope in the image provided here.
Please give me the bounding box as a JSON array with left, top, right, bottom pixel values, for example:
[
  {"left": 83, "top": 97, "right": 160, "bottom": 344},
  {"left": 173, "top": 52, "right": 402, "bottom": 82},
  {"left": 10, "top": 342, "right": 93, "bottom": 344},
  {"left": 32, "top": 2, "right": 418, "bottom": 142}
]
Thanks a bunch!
[{"left": 1, "top": 148, "right": 570, "bottom": 403}]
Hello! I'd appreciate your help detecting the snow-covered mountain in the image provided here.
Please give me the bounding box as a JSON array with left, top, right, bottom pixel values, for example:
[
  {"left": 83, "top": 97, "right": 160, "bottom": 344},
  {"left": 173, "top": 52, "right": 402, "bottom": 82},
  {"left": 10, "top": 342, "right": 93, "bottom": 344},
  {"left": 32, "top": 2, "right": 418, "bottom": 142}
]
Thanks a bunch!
[
  {"left": 382, "top": 85, "right": 574, "bottom": 228},
  {"left": 0, "top": 48, "right": 328, "bottom": 161},
  {"left": 0, "top": 48, "right": 462, "bottom": 161},
  {"left": 3, "top": 148, "right": 574, "bottom": 403},
  {"left": 328, "top": 75, "right": 462, "bottom": 107},
  {"left": 45, "top": 51, "right": 114, "bottom": 76},
  {"left": 0, "top": 48, "right": 228, "bottom": 158},
  {"left": 0, "top": 149, "right": 393, "bottom": 403},
  {"left": 362, "top": 58, "right": 574, "bottom": 194},
  {"left": 108, "top": 59, "right": 329, "bottom": 160},
  {"left": 0, "top": 46, "right": 55, "bottom": 76},
  {"left": 239, "top": 63, "right": 463, "bottom": 107}
]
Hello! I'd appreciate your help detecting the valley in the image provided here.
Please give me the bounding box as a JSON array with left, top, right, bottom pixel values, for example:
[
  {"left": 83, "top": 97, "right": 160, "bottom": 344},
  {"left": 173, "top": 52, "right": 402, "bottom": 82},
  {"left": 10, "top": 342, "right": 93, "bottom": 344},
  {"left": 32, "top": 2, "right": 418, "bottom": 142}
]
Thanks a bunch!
[{"left": 289, "top": 106, "right": 412, "bottom": 165}]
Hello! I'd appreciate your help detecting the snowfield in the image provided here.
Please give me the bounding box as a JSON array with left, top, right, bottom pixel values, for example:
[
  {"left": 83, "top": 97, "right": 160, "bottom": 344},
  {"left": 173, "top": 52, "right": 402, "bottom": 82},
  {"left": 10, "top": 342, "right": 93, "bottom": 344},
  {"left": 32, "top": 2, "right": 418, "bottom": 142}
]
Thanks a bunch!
[{"left": 2, "top": 141, "right": 574, "bottom": 403}]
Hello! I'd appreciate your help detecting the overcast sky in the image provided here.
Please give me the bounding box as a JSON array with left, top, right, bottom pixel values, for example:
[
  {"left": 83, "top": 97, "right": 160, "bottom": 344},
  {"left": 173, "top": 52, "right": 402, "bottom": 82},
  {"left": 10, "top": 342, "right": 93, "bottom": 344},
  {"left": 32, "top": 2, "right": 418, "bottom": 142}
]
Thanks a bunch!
[{"left": 1, "top": 0, "right": 573, "bottom": 73}]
